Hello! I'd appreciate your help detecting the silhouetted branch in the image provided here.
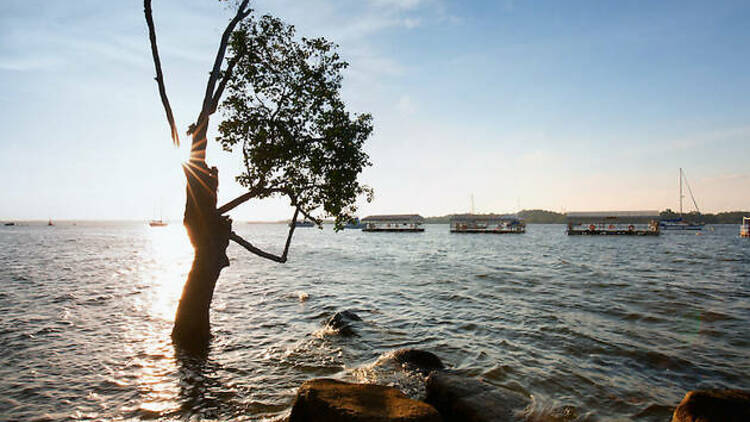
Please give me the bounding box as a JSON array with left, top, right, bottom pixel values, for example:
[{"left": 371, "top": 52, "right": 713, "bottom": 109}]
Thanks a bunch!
[
  {"left": 199, "top": 0, "right": 252, "bottom": 119},
  {"left": 144, "top": 0, "right": 180, "bottom": 146},
  {"left": 217, "top": 189, "right": 256, "bottom": 215},
  {"left": 217, "top": 185, "right": 279, "bottom": 215},
  {"left": 229, "top": 208, "right": 299, "bottom": 263},
  {"left": 208, "top": 55, "right": 239, "bottom": 114}
]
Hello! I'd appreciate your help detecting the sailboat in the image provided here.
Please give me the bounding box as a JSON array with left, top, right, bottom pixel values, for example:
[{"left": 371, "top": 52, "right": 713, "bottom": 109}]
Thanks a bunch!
[
  {"left": 660, "top": 168, "right": 704, "bottom": 230},
  {"left": 149, "top": 201, "right": 168, "bottom": 227}
]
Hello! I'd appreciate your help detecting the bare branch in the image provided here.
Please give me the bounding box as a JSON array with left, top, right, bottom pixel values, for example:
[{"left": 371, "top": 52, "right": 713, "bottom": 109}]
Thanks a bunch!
[
  {"left": 144, "top": 0, "right": 180, "bottom": 146},
  {"left": 201, "top": 0, "right": 252, "bottom": 116},
  {"left": 229, "top": 208, "right": 299, "bottom": 263},
  {"left": 208, "top": 55, "right": 240, "bottom": 114},
  {"left": 217, "top": 185, "right": 279, "bottom": 215},
  {"left": 286, "top": 190, "right": 322, "bottom": 225},
  {"left": 296, "top": 206, "right": 321, "bottom": 226},
  {"left": 217, "top": 190, "right": 255, "bottom": 215}
]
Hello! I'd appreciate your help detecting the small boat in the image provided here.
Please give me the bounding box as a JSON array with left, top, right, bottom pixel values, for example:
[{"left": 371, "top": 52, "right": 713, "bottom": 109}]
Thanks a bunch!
[
  {"left": 290, "top": 220, "right": 314, "bottom": 228},
  {"left": 741, "top": 217, "right": 750, "bottom": 238},
  {"left": 149, "top": 219, "right": 168, "bottom": 227},
  {"left": 660, "top": 168, "right": 704, "bottom": 230},
  {"left": 344, "top": 218, "right": 364, "bottom": 229},
  {"left": 4, "top": 222, "right": 15, "bottom": 226},
  {"left": 48, "top": 218, "right": 54, "bottom": 226},
  {"left": 660, "top": 218, "right": 704, "bottom": 231}
]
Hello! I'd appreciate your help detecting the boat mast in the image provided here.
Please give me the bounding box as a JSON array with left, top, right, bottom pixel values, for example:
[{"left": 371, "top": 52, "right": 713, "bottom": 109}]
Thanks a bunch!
[
  {"left": 679, "top": 168, "right": 683, "bottom": 216},
  {"left": 682, "top": 169, "right": 701, "bottom": 214}
]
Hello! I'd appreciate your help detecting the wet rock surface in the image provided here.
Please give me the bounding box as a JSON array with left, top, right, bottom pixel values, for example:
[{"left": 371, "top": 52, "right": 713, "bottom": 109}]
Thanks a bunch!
[
  {"left": 392, "top": 349, "right": 444, "bottom": 376},
  {"left": 425, "top": 372, "right": 528, "bottom": 422},
  {"left": 289, "top": 378, "right": 442, "bottom": 422},
  {"left": 325, "top": 310, "right": 363, "bottom": 336},
  {"left": 672, "top": 389, "right": 750, "bottom": 422}
]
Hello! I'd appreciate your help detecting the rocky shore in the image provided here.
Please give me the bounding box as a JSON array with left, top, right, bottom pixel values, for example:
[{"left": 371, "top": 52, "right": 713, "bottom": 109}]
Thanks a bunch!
[{"left": 286, "top": 310, "right": 750, "bottom": 422}]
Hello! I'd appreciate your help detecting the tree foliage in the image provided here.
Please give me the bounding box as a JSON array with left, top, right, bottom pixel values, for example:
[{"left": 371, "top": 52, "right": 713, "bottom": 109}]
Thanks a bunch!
[{"left": 217, "top": 15, "right": 373, "bottom": 230}]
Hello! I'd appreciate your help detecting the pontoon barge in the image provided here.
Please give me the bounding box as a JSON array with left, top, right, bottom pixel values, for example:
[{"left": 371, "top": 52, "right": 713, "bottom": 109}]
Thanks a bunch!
[
  {"left": 566, "top": 211, "right": 660, "bottom": 236},
  {"left": 450, "top": 214, "right": 526, "bottom": 234},
  {"left": 362, "top": 214, "right": 425, "bottom": 232}
]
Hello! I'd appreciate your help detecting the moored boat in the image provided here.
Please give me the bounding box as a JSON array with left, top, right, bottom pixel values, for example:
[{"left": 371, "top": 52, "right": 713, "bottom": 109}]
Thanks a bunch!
[
  {"left": 567, "top": 211, "right": 660, "bottom": 236},
  {"left": 660, "top": 168, "right": 704, "bottom": 230},
  {"left": 741, "top": 217, "right": 750, "bottom": 238},
  {"left": 362, "top": 214, "right": 424, "bottom": 232},
  {"left": 149, "top": 219, "right": 168, "bottom": 227},
  {"left": 290, "top": 220, "right": 314, "bottom": 228},
  {"left": 450, "top": 214, "right": 525, "bottom": 234},
  {"left": 660, "top": 218, "right": 704, "bottom": 231},
  {"left": 344, "top": 218, "right": 364, "bottom": 229}
]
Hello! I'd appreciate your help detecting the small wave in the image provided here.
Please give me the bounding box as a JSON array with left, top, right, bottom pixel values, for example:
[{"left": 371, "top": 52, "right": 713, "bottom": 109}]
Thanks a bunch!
[
  {"left": 290, "top": 291, "right": 309, "bottom": 302},
  {"left": 519, "top": 395, "right": 586, "bottom": 422},
  {"left": 348, "top": 351, "right": 428, "bottom": 399}
]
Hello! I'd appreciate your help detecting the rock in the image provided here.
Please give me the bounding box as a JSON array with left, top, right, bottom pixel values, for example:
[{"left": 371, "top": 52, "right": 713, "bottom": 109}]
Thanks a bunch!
[
  {"left": 425, "top": 372, "right": 528, "bottom": 422},
  {"left": 392, "top": 349, "right": 445, "bottom": 375},
  {"left": 325, "top": 310, "right": 363, "bottom": 336},
  {"left": 672, "top": 389, "right": 750, "bottom": 422},
  {"left": 289, "top": 378, "right": 442, "bottom": 422}
]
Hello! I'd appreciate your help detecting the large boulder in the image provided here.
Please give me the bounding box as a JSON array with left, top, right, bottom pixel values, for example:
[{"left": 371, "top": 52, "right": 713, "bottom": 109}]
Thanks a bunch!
[
  {"left": 325, "top": 310, "right": 363, "bottom": 336},
  {"left": 672, "top": 389, "right": 750, "bottom": 422},
  {"left": 392, "top": 349, "right": 445, "bottom": 375},
  {"left": 289, "top": 378, "right": 442, "bottom": 422},
  {"left": 425, "top": 372, "right": 528, "bottom": 422}
]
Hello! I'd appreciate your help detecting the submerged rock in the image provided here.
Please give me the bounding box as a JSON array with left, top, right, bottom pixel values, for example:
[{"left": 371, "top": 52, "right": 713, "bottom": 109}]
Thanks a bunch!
[
  {"left": 392, "top": 349, "right": 445, "bottom": 375},
  {"left": 289, "top": 378, "right": 442, "bottom": 422},
  {"left": 672, "top": 389, "right": 750, "bottom": 422},
  {"left": 425, "top": 372, "right": 528, "bottom": 422},
  {"left": 325, "top": 310, "right": 363, "bottom": 336}
]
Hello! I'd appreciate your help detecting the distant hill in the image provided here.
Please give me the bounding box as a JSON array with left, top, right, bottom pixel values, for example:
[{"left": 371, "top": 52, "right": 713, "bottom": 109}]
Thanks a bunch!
[
  {"left": 423, "top": 210, "right": 565, "bottom": 224},
  {"left": 517, "top": 209, "right": 566, "bottom": 223}
]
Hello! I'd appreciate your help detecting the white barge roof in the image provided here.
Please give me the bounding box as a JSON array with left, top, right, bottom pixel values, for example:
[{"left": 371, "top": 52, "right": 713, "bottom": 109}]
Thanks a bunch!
[
  {"left": 362, "top": 214, "right": 424, "bottom": 222},
  {"left": 450, "top": 214, "right": 522, "bottom": 222}
]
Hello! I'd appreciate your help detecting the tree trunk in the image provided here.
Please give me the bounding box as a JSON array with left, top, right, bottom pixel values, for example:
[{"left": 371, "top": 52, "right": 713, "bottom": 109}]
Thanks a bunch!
[{"left": 171, "top": 129, "right": 231, "bottom": 352}]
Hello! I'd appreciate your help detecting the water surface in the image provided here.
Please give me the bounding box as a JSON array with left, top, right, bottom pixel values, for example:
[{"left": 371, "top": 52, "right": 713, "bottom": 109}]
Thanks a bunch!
[{"left": 1, "top": 223, "right": 748, "bottom": 421}]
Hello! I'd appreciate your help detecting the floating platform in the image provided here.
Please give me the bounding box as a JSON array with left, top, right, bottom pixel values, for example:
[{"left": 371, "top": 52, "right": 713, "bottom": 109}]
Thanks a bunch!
[
  {"left": 450, "top": 228, "right": 524, "bottom": 234},
  {"left": 362, "top": 214, "right": 425, "bottom": 233},
  {"left": 363, "top": 227, "right": 425, "bottom": 232},
  {"left": 566, "top": 211, "right": 660, "bottom": 236},
  {"left": 567, "top": 229, "right": 659, "bottom": 236},
  {"left": 450, "top": 214, "right": 526, "bottom": 234}
]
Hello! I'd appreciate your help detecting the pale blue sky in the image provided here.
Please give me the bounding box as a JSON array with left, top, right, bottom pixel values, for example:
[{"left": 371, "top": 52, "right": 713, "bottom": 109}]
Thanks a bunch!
[{"left": 1, "top": 0, "right": 749, "bottom": 220}]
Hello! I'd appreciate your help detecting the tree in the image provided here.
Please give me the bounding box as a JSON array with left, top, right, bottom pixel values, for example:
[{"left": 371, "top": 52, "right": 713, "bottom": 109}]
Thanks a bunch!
[{"left": 144, "top": 0, "right": 373, "bottom": 353}]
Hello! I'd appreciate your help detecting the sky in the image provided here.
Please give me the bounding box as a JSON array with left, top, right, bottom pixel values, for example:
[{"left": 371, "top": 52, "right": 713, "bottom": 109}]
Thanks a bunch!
[{"left": 1, "top": 0, "right": 749, "bottom": 221}]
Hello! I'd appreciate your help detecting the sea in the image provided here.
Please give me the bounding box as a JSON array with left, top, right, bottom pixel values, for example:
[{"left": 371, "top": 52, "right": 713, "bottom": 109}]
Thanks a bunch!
[{"left": 1, "top": 222, "right": 748, "bottom": 421}]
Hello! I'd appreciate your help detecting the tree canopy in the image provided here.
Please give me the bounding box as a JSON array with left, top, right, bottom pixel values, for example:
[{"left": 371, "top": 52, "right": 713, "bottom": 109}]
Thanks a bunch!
[{"left": 217, "top": 15, "right": 373, "bottom": 230}]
